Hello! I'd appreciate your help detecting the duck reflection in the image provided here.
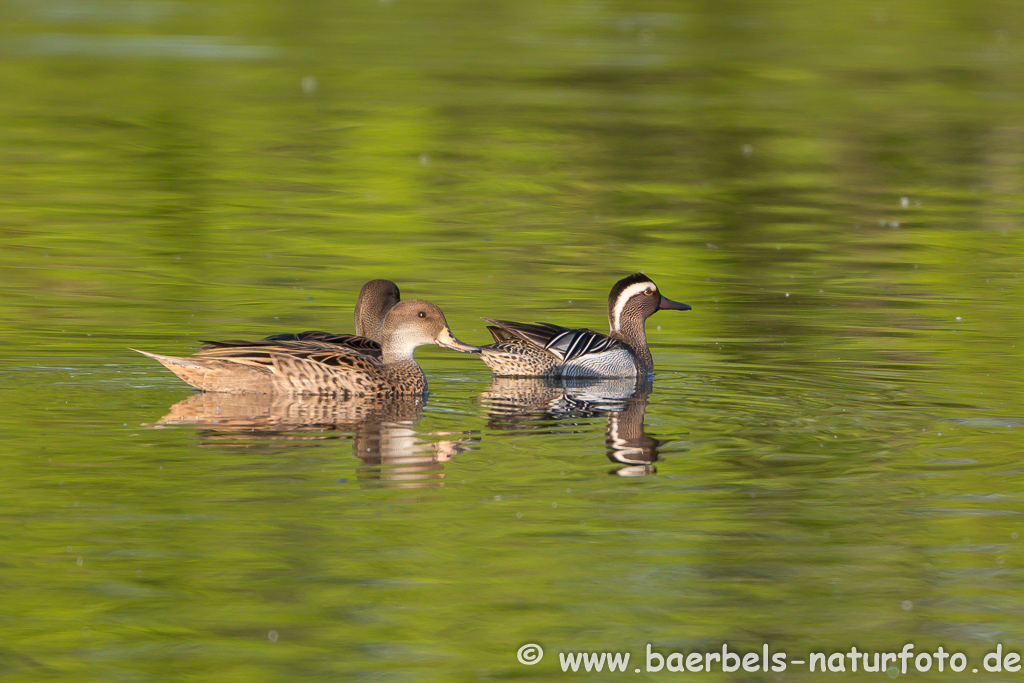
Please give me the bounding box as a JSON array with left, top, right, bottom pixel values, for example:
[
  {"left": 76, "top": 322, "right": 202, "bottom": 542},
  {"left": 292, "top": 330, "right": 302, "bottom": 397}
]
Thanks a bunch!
[
  {"left": 152, "top": 393, "right": 476, "bottom": 487},
  {"left": 480, "top": 376, "right": 665, "bottom": 475}
]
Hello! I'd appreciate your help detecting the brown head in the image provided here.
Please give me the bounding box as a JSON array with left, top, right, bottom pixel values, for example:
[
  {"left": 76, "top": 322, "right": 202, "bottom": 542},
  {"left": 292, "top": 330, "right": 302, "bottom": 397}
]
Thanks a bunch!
[
  {"left": 379, "top": 299, "right": 480, "bottom": 362},
  {"left": 607, "top": 273, "right": 690, "bottom": 336},
  {"left": 354, "top": 279, "right": 402, "bottom": 342},
  {"left": 606, "top": 273, "right": 690, "bottom": 371}
]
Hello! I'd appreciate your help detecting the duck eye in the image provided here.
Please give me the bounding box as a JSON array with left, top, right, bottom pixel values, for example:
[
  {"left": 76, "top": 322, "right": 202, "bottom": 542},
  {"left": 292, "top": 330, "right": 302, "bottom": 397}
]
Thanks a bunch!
[
  {"left": 417, "top": 311, "right": 427, "bottom": 318},
  {"left": 644, "top": 288, "right": 654, "bottom": 296}
]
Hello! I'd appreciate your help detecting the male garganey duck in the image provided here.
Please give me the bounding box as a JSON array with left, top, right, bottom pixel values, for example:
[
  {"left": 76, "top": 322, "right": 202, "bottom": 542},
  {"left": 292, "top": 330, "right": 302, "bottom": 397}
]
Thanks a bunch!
[
  {"left": 134, "top": 299, "right": 479, "bottom": 395},
  {"left": 477, "top": 273, "right": 690, "bottom": 378}
]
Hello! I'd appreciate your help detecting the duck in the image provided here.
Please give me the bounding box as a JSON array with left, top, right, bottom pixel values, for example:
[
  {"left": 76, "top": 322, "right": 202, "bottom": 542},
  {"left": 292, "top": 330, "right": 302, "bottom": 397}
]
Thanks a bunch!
[
  {"left": 477, "top": 273, "right": 690, "bottom": 378},
  {"left": 256, "top": 278, "right": 402, "bottom": 356},
  {"left": 133, "top": 299, "right": 479, "bottom": 395}
]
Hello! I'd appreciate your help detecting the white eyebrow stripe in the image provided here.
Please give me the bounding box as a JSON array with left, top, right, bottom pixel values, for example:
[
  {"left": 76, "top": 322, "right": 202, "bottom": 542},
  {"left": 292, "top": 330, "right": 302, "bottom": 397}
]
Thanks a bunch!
[{"left": 610, "top": 281, "right": 653, "bottom": 333}]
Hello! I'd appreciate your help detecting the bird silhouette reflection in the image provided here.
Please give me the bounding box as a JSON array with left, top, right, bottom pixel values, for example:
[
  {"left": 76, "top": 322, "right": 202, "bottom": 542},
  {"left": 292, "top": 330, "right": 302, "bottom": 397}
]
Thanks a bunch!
[
  {"left": 479, "top": 376, "right": 666, "bottom": 475},
  {"left": 151, "top": 392, "right": 476, "bottom": 487}
]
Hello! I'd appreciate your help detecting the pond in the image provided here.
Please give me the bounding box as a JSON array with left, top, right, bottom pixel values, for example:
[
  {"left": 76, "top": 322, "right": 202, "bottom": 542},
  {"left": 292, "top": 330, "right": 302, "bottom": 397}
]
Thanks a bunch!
[{"left": 1, "top": 0, "right": 1022, "bottom": 680}]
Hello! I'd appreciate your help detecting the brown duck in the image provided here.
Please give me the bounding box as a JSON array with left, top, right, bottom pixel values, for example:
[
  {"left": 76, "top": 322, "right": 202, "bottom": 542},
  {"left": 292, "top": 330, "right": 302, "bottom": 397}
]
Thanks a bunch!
[{"left": 134, "top": 299, "right": 479, "bottom": 396}]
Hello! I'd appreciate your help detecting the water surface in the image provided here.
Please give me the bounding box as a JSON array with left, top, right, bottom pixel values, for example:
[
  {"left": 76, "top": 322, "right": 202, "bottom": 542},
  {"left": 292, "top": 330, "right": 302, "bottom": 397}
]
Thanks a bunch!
[{"left": 1, "top": 0, "right": 1023, "bottom": 680}]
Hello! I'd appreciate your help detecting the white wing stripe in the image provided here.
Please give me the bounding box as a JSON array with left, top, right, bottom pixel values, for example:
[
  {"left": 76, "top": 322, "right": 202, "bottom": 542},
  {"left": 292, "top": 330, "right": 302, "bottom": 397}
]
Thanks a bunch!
[
  {"left": 545, "top": 330, "right": 574, "bottom": 351},
  {"left": 544, "top": 329, "right": 619, "bottom": 361}
]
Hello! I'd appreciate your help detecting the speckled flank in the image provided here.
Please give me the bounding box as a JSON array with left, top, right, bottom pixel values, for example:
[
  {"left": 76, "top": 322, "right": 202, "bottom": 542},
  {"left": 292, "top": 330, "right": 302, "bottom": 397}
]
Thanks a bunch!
[
  {"left": 134, "top": 344, "right": 401, "bottom": 395},
  {"left": 478, "top": 340, "right": 560, "bottom": 377},
  {"left": 478, "top": 338, "right": 638, "bottom": 378}
]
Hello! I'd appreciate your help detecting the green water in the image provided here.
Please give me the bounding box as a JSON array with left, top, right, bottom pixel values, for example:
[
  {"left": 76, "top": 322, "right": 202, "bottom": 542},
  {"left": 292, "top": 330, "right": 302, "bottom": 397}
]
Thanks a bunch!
[{"left": 1, "top": 0, "right": 1023, "bottom": 680}]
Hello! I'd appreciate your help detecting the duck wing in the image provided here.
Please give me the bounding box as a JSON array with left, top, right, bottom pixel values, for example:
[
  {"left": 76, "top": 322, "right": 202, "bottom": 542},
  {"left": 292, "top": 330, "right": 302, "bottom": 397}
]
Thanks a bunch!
[
  {"left": 204, "top": 332, "right": 383, "bottom": 358},
  {"left": 483, "top": 319, "right": 625, "bottom": 362},
  {"left": 195, "top": 339, "right": 383, "bottom": 369}
]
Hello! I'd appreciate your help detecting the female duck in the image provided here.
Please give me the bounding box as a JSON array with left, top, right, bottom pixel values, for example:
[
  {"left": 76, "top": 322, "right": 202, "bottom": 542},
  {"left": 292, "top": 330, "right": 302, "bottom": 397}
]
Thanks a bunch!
[
  {"left": 478, "top": 273, "right": 690, "bottom": 378},
  {"left": 135, "top": 300, "right": 479, "bottom": 395}
]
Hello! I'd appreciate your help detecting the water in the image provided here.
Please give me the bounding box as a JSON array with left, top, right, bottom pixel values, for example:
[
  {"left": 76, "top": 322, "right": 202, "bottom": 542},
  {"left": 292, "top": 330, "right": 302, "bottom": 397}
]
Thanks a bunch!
[{"left": 1, "top": 0, "right": 1023, "bottom": 680}]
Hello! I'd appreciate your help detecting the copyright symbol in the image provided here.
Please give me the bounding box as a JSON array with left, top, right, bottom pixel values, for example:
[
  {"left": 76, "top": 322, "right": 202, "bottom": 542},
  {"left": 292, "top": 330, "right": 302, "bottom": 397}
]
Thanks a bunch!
[{"left": 517, "top": 643, "right": 543, "bottom": 665}]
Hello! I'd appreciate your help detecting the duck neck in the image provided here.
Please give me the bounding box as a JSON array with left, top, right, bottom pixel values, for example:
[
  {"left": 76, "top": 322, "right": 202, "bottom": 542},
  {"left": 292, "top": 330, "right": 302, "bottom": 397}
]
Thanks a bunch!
[
  {"left": 380, "top": 338, "right": 416, "bottom": 366},
  {"left": 610, "top": 317, "right": 653, "bottom": 373}
]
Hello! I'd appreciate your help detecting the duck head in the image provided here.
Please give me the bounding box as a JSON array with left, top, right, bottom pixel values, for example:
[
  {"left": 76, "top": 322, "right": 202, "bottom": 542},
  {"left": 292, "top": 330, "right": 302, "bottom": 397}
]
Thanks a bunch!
[
  {"left": 354, "top": 279, "right": 402, "bottom": 342},
  {"left": 607, "top": 273, "right": 691, "bottom": 335},
  {"left": 380, "top": 299, "right": 480, "bottom": 361}
]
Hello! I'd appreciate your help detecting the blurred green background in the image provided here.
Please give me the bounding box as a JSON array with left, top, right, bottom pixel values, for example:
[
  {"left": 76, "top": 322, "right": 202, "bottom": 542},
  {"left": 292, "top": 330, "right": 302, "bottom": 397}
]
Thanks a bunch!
[{"left": 1, "top": 0, "right": 1022, "bottom": 680}]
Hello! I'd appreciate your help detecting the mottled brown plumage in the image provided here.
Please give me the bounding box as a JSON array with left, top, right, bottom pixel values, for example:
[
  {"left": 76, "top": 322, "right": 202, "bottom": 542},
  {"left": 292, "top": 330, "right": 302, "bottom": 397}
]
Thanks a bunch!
[{"left": 135, "top": 299, "right": 478, "bottom": 396}]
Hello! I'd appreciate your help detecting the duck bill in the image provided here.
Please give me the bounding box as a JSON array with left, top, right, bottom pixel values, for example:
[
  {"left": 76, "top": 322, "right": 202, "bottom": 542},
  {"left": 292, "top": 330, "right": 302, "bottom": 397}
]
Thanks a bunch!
[
  {"left": 435, "top": 327, "right": 481, "bottom": 353},
  {"left": 659, "top": 295, "right": 692, "bottom": 312}
]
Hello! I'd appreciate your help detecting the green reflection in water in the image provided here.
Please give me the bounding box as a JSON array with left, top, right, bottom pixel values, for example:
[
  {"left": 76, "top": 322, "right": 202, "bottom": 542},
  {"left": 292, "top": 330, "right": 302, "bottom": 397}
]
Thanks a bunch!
[{"left": 0, "top": 0, "right": 1022, "bottom": 680}]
